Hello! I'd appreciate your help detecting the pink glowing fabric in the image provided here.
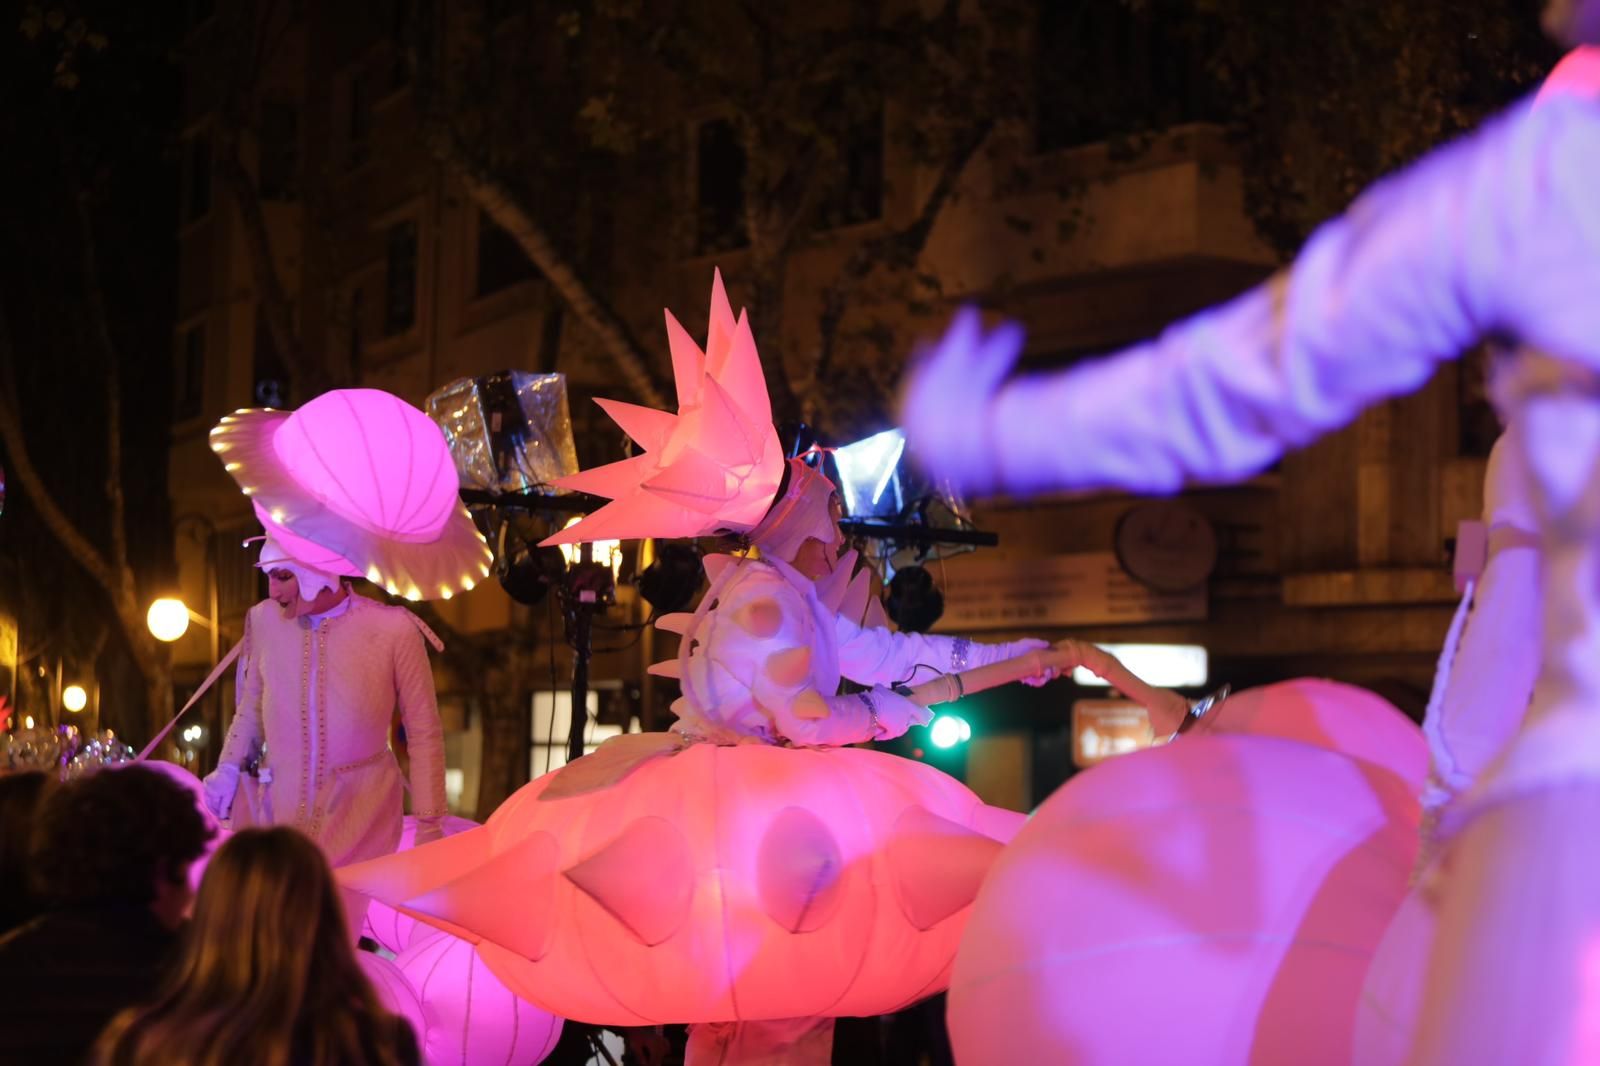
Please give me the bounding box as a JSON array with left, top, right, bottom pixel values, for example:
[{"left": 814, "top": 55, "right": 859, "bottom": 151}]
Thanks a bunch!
[
  {"left": 363, "top": 814, "right": 480, "bottom": 953},
  {"left": 1536, "top": 46, "right": 1600, "bottom": 106},
  {"left": 395, "top": 928, "right": 563, "bottom": 1066},
  {"left": 542, "top": 271, "right": 785, "bottom": 547},
  {"left": 210, "top": 389, "right": 492, "bottom": 600},
  {"left": 357, "top": 950, "right": 428, "bottom": 1045},
  {"left": 1206, "top": 678, "right": 1427, "bottom": 794},
  {"left": 341, "top": 742, "right": 1022, "bottom": 1026},
  {"left": 947, "top": 732, "right": 1419, "bottom": 1065}
]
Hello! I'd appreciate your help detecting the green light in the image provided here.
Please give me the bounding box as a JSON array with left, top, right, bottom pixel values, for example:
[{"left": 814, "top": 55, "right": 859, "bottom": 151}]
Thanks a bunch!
[{"left": 929, "top": 714, "right": 972, "bottom": 749}]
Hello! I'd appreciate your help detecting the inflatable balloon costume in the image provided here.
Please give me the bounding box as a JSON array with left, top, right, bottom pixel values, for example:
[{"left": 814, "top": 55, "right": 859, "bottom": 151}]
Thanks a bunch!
[
  {"left": 903, "top": 20, "right": 1600, "bottom": 1062},
  {"left": 340, "top": 272, "right": 1189, "bottom": 1065}
]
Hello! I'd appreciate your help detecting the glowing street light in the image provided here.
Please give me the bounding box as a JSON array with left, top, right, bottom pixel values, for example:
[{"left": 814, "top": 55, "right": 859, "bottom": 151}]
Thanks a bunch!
[
  {"left": 62, "top": 685, "right": 87, "bottom": 713},
  {"left": 146, "top": 597, "right": 192, "bottom": 642}
]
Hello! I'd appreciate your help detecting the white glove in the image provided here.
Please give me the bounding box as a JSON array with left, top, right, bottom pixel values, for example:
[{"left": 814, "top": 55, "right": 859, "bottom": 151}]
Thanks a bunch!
[
  {"left": 202, "top": 763, "right": 240, "bottom": 820},
  {"left": 863, "top": 686, "right": 933, "bottom": 740}
]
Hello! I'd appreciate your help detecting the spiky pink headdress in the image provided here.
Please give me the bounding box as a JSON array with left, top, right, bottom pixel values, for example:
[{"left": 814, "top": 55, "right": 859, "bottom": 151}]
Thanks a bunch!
[{"left": 542, "top": 271, "right": 788, "bottom": 547}]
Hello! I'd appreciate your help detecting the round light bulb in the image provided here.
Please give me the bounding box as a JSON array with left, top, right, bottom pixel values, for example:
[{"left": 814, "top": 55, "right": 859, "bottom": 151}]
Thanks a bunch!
[
  {"left": 930, "top": 714, "right": 970, "bottom": 749},
  {"left": 62, "top": 685, "right": 87, "bottom": 713},
  {"left": 147, "top": 598, "right": 191, "bottom": 642}
]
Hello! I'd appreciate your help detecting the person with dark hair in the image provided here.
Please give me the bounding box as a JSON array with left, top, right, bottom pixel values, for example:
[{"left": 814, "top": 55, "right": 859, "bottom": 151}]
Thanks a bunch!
[
  {"left": 0, "top": 764, "right": 214, "bottom": 1064},
  {"left": 93, "top": 827, "right": 419, "bottom": 1066},
  {"left": 0, "top": 769, "right": 52, "bottom": 936}
]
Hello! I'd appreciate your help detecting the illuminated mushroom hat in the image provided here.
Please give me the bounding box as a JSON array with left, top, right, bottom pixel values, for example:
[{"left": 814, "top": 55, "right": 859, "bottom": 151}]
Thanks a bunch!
[{"left": 209, "top": 388, "right": 493, "bottom": 601}]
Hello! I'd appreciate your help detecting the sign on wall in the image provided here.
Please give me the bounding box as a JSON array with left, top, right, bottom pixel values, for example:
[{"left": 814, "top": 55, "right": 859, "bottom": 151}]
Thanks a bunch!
[
  {"left": 1072, "top": 699, "right": 1155, "bottom": 768},
  {"left": 932, "top": 551, "right": 1207, "bottom": 632}
]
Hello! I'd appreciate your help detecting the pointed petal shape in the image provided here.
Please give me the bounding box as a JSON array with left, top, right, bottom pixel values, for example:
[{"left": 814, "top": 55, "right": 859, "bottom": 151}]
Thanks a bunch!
[
  {"left": 408, "top": 831, "right": 562, "bottom": 960},
  {"left": 713, "top": 311, "right": 772, "bottom": 429},
  {"left": 840, "top": 568, "right": 873, "bottom": 625},
  {"left": 647, "top": 659, "right": 684, "bottom": 679},
  {"left": 863, "top": 595, "right": 893, "bottom": 631},
  {"left": 669, "top": 696, "right": 690, "bottom": 720},
  {"left": 595, "top": 398, "right": 678, "bottom": 454},
  {"left": 564, "top": 816, "right": 693, "bottom": 946},
  {"left": 553, "top": 452, "right": 656, "bottom": 502},
  {"left": 655, "top": 612, "right": 696, "bottom": 635},
  {"left": 705, "top": 268, "right": 740, "bottom": 370},
  {"left": 792, "top": 690, "right": 831, "bottom": 720},
  {"left": 642, "top": 447, "right": 738, "bottom": 514},
  {"left": 887, "top": 806, "right": 1005, "bottom": 930},
  {"left": 757, "top": 807, "right": 847, "bottom": 933},
  {"left": 702, "top": 553, "right": 742, "bottom": 586},
  {"left": 665, "top": 310, "right": 707, "bottom": 409},
  {"left": 340, "top": 824, "right": 496, "bottom": 905},
  {"left": 814, "top": 553, "right": 856, "bottom": 614},
  {"left": 763, "top": 646, "right": 812, "bottom": 688}
]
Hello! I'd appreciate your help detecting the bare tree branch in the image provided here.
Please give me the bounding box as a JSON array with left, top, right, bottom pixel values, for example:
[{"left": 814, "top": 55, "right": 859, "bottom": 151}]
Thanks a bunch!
[
  {"left": 407, "top": 0, "right": 668, "bottom": 410},
  {"left": 69, "top": 186, "right": 131, "bottom": 585},
  {"left": 213, "top": 2, "right": 338, "bottom": 399},
  {"left": 807, "top": 116, "right": 994, "bottom": 424}
]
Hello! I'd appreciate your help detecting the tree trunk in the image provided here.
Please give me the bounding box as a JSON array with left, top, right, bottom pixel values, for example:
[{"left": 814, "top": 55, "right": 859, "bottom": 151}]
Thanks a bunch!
[{"left": 475, "top": 684, "right": 531, "bottom": 819}]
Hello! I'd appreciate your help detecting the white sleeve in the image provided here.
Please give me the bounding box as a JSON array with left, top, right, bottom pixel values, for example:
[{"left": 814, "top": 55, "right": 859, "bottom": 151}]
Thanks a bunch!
[
  {"left": 833, "top": 613, "right": 1045, "bottom": 688},
  {"left": 904, "top": 96, "right": 1600, "bottom": 496}
]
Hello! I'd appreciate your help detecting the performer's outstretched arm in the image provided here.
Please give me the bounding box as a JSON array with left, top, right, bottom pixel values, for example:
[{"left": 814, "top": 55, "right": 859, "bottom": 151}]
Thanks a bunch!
[
  {"left": 902, "top": 96, "right": 1600, "bottom": 496},
  {"left": 392, "top": 623, "right": 447, "bottom": 840}
]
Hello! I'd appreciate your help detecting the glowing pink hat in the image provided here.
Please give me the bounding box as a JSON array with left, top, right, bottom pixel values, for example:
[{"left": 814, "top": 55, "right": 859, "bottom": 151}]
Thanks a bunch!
[
  {"left": 541, "top": 270, "right": 787, "bottom": 547},
  {"left": 210, "top": 389, "right": 493, "bottom": 601},
  {"left": 1535, "top": 46, "right": 1600, "bottom": 106}
]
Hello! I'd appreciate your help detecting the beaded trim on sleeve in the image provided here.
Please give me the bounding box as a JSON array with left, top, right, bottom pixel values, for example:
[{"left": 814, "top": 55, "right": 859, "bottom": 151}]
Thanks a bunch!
[
  {"left": 951, "top": 636, "right": 972, "bottom": 672},
  {"left": 857, "top": 690, "right": 883, "bottom": 737}
]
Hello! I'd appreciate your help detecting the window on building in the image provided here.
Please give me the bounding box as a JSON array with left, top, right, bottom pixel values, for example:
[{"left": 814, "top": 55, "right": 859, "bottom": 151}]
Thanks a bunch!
[
  {"left": 1034, "top": 0, "right": 1224, "bottom": 153},
  {"left": 175, "top": 324, "right": 205, "bottom": 421},
  {"left": 475, "top": 211, "right": 538, "bottom": 298},
  {"left": 181, "top": 133, "right": 212, "bottom": 224},
  {"left": 212, "top": 526, "right": 264, "bottom": 617},
  {"left": 257, "top": 100, "right": 299, "bottom": 201},
  {"left": 383, "top": 221, "right": 418, "bottom": 336},
  {"left": 695, "top": 117, "right": 748, "bottom": 254},
  {"left": 815, "top": 105, "right": 884, "bottom": 230},
  {"left": 252, "top": 308, "right": 290, "bottom": 408}
]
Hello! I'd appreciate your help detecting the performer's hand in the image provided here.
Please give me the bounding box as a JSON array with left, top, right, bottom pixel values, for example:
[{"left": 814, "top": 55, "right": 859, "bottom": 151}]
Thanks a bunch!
[
  {"left": 412, "top": 817, "right": 444, "bottom": 846},
  {"left": 202, "top": 763, "right": 239, "bottom": 820},
  {"left": 899, "top": 307, "right": 1025, "bottom": 494}
]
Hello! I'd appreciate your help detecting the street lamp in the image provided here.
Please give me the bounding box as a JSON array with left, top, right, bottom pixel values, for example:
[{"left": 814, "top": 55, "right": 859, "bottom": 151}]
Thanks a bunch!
[
  {"left": 62, "top": 684, "right": 87, "bottom": 713},
  {"left": 147, "top": 597, "right": 193, "bottom": 642}
]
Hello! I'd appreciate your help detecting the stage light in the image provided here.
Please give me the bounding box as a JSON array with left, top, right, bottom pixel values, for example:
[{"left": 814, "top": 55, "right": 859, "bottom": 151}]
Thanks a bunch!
[
  {"left": 930, "top": 713, "right": 972, "bottom": 749},
  {"left": 832, "top": 428, "right": 906, "bottom": 518},
  {"left": 62, "top": 685, "right": 87, "bottom": 713},
  {"left": 147, "top": 598, "right": 191, "bottom": 642}
]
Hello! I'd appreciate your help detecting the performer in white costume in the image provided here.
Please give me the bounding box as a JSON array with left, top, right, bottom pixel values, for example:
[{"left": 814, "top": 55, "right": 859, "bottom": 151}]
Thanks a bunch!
[
  {"left": 901, "top": 12, "right": 1600, "bottom": 1060},
  {"left": 201, "top": 388, "right": 494, "bottom": 931},
  {"left": 205, "top": 535, "right": 449, "bottom": 863}
]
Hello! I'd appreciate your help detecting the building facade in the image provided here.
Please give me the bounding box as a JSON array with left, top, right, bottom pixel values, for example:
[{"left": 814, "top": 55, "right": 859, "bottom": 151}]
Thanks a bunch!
[{"left": 168, "top": 3, "right": 1476, "bottom": 814}]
